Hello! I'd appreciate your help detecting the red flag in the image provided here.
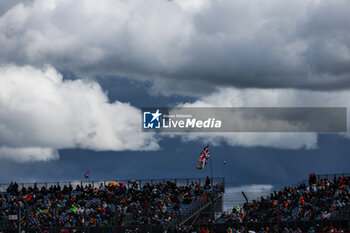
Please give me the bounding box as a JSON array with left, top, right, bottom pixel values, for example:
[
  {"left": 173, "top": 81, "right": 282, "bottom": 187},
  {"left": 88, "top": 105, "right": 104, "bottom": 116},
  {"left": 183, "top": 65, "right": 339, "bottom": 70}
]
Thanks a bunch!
[{"left": 84, "top": 170, "right": 89, "bottom": 179}]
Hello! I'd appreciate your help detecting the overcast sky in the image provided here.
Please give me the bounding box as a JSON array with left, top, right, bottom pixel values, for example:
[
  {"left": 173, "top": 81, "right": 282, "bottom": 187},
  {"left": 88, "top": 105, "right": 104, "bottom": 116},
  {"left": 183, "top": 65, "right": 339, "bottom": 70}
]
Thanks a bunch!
[{"left": 1, "top": 0, "right": 350, "bottom": 187}]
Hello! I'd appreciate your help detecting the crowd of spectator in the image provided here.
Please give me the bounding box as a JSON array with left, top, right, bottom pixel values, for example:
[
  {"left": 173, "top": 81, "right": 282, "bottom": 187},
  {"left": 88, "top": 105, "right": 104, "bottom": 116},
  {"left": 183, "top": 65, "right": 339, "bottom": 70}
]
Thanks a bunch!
[
  {"left": 0, "top": 178, "right": 219, "bottom": 232},
  {"left": 2, "top": 174, "right": 349, "bottom": 233},
  {"left": 219, "top": 174, "right": 350, "bottom": 232},
  {"left": 222, "top": 225, "right": 345, "bottom": 233}
]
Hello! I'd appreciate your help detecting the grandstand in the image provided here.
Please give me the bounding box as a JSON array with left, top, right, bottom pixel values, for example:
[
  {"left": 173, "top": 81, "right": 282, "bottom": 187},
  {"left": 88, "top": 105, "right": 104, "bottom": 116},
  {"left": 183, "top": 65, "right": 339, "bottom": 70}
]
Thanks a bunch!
[
  {"left": 1, "top": 174, "right": 350, "bottom": 233},
  {"left": 214, "top": 173, "right": 350, "bottom": 233},
  {"left": 0, "top": 177, "right": 224, "bottom": 233}
]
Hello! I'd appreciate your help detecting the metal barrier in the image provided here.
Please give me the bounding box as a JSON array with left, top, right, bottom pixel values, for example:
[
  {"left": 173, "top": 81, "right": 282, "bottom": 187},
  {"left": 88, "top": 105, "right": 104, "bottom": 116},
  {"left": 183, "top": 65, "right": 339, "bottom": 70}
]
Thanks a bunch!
[
  {"left": 0, "top": 177, "right": 225, "bottom": 192},
  {"left": 176, "top": 191, "right": 224, "bottom": 227},
  {"left": 298, "top": 173, "right": 350, "bottom": 186}
]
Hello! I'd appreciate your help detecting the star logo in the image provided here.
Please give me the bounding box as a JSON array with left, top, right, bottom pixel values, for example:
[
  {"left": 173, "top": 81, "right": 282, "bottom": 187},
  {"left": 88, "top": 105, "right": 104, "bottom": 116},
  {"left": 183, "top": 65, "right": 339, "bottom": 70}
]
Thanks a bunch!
[
  {"left": 143, "top": 109, "right": 162, "bottom": 129},
  {"left": 150, "top": 109, "right": 162, "bottom": 122}
]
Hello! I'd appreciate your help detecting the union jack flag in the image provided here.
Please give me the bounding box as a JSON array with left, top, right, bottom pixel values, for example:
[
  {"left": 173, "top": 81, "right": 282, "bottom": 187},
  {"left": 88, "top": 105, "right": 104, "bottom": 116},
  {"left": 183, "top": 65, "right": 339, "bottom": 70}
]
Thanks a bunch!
[
  {"left": 84, "top": 170, "right": 89, "bottom": 179},
  {"left": 197, "top": 145, "right": 210, "bottom": 169}
]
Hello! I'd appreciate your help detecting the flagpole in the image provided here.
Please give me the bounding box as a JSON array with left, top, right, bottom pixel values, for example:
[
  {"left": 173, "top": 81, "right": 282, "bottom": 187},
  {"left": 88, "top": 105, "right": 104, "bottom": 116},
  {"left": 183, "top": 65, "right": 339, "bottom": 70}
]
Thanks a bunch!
[
  {"left": 209, "top": 144, "right": 214, "bottom": 233},
  {"left": 209, "top": 144, "right": 213, "bottom": 189},
  {"left": 210, "top": 152, "right": 213, "bottom": 189}
]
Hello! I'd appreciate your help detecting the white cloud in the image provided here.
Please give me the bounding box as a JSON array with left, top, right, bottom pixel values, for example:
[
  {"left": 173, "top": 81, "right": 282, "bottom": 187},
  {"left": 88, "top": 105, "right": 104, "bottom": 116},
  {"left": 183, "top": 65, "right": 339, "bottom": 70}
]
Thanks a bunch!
[
  {"left": 0, "top": 65, "right": 159, "bottom": 162},
  {"left": 1, "top": 0, "right": 350, "bottom": 160},
  {"left": 175, "top": 0, "right": 209, "bottom": 13},
  {"left": 1, "top": 0, "right": 350, "bottom": 93},
  {"left": 0, "top": 146, "right": 58, "bottom": 162},
  {"left": 180, "top": 132, "right": 318, "bottom": 150},
  {"left": 1, "top": 65, "right": 349, "bottom": 162},
  {"left": 174, "top": 87, "right": 350, "bottom": 149}
]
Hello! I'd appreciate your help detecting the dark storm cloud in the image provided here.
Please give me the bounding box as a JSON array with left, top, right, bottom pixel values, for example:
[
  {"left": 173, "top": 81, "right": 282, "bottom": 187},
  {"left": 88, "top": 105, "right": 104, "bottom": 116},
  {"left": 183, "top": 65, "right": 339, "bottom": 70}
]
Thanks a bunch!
[
  {"left": 2, "top": 0, "right": 350, "bottom": 163},
  {"left": 1, "top": 134, "right": 349, "bottom": 187},
  {"left": 1, "top": 0, "right": 350, "bottom": 93},
  {"left": 172, "top": 0, "right": 350, "bottom": 91}
]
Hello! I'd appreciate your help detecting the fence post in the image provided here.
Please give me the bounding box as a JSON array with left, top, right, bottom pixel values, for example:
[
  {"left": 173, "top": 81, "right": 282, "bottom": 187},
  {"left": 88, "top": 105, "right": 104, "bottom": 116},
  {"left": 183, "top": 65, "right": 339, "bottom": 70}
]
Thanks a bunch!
[{"left": 223, "top": 177, "right": 225, "bottom": 192}]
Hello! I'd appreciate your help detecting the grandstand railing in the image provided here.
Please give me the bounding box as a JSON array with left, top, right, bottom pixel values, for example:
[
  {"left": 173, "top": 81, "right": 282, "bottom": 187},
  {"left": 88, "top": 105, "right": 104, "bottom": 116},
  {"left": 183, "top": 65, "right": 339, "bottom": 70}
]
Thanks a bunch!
[
  {"left": 0, "top": 177, "right": 225, "bottom": 192},
  {"left": 177, "top": 190, "right": 224, "bottom": 227},
  {"left": 314, "top": 173, "right": 350, "bottom": 181},
  {"left": 297, "top": 173, "right": 350, "bottom": 186}
]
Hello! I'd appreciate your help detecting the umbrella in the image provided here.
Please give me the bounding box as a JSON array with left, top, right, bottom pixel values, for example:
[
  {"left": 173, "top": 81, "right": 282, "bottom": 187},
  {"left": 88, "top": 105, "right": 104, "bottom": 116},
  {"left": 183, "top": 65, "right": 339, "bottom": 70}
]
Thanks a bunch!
[
  {"left": 108, "top": 181, "right": 118, "bottom": 186},
  {"left": 118, "top": 182, "right": 126, "bottom": 189}
]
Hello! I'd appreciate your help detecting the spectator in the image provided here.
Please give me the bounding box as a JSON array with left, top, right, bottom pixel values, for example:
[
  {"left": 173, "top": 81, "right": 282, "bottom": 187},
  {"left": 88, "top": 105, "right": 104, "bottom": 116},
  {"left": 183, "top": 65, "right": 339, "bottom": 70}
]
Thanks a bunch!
[{"left": 0, "top": 180, "right": 223, "bottom": 232}]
